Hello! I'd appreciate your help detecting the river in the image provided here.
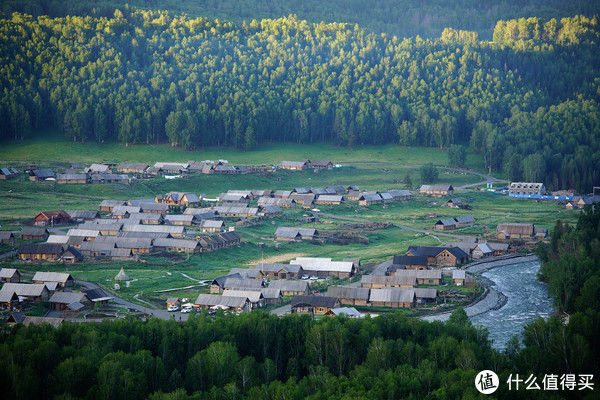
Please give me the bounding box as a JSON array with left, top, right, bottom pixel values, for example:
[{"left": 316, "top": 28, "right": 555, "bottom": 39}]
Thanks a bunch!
[{"left": 471, "top": 260, "right": 554, "bottom": 350}]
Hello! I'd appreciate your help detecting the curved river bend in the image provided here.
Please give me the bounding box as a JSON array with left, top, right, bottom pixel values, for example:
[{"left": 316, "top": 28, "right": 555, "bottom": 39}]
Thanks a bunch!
[{"left": 471, "top": 260, "right": 554, "bottom": 350}]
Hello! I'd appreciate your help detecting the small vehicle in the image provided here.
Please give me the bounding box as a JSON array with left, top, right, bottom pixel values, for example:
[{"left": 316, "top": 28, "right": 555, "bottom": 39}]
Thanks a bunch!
[
  {"left": 180, "top": 307, "right": 192, "bottom": 313},
  {"left": 167, "top": 305, "right": 179, "bottom": 312}
]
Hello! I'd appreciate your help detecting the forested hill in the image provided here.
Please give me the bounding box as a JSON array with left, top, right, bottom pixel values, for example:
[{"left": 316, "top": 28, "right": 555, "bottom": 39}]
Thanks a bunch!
[
  {"left": 1, "top": 0, "right": 599, "bottom": 39},
  {"left": 0, "top": 12, "right": 599, "bottom": 190}
]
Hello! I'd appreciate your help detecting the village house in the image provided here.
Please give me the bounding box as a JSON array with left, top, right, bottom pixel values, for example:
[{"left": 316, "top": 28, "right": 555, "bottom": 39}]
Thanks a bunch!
[
  {"left": 289, "top": 193, "right": 316, "bottom": 207},
  {"left": 388, "top": 190, "right": 412, "bottom": 200},
  {"left": 254, "top": 263, "right": 304, "bottom": 279},
  {"left": 78, "top": 241, "right": 115, "bottom": 258},
  {"left": 419, "top": 184, "right": 454, "bottom": 197},
  {"left": 445, "top": 198, "right": 468, "bottom": 209},
  {"left": 121, "top": 224, "right": 185, "bottom": 237},
  {"left": 29, "top": 169, "right": 55, "bottom": 181},
  {"left": 0, "top": 283, "right": 50, "bottom": 305},
  {"left": 164, "top": 214, "right": 194, "bottom": 226},
  {"left": 275, "top": 227, "right": 318, "bottom": 241},
  {"left": 198, "top": 220, "right": 224, "bottom": 233},
  {"left": 291, "top": 295, "right": 339, "bottom": 315},
  {"left": 454, "top": 215, "right": 476, "bottom": 227},
  {"left": 391, "top": 255, "right": 429, "bottom": 270},
  {"left": 307, "top": 160, "right": 334, "bottom": 170},
  {"left": 61, "top": 247, "right": 83, "bottom": 263},
  {"left": 80, "top": 221, "right": 123, "bottom": 236},
  {"left": 155, "top": 192, "right": 201, "bottom": 207},
  {"left": 65, "top": 210, "right": 99, "bottom": 222},
  {"left": 116, "top": 163, "right": 148, "bottom": 173},
  {"left": 414, "top": 288, "right": 438, "bottom": 303},
  {"left": 280, "top": 160, "right": 308, "bottom": 171},
  {"left": 209, "top": 273, "right": 243, "bottom": 293},
  {"left": 194, "top": 294, "right": 250, "bottom": 313},
  {"left": 325, "top": 286, "right": 370, "bottom": 306},
  {"left": 268, "top": 280, "right": 310, "bottom": 296},
  {"left": 67, "top": 228, "right": 100, "bottom": 241},
  {"left": 124, "top": 213, "right": 163, "bottom": 225},
  {"left": 358, "top": 193, "right": 384, "bottom": 206},
  {"left": 48, "top": 291, "right": 91, "bottom": 311},
  {"left": 388, "top": 269, "right": 442, "bottom": 285},
  {"left": 223, "top": 277, "right": 264, "bottom": 292},
  {"left": 212, "top": 206, "right": 258, "bottom": 218},
  {"left": 166, "top": 297, "right": 181, "bottom": 309},
  {"left": 223, "top": 289, "right": 264, "bottom": 309},
  {"left": 56, "top": 173, "right": 87, "bottom": 184},
  {"left": 434, "top": 218, "right": 457, "bottom": 231},
  {"left": 360, "top": 275, "right": 416, "bottom": 289},
  {"left": 139, "top": 203, "right": 169, "bottom": 214},
  {"left": 496, "top": 223, "right": 535, "bottom": 240},
  {"left": 406, "top": 246, "right": 469, "bottom": 267},
  {"left": 32, "top": 271, "right": 74, "bottom": 287},
  {"left": 257, "top": 197, "right": 293, "bottom": 207},
  {"left": 219, "top": 193, "right": 251, "bottom": 204},
  {"left": 316, "top": 195, "right": 344, "bottom": 205},
  {"left": 261, "top": 288, "right": 283, "bottom": 305},
  {"left": 99, "top": 200, "right": 127, "bottom": 212},
  {"left": 369, "top": 288, "right": 416, "bottom": 308},
  {"left": 509, "top": 182, "right": 546, "bottom": 196},
  {"left": 290, "top": 257, "right": 357, "bottom": 278},
  {"left": 274, "top": 190, "right": 292, "bottom": 198},
  {"left": 152, "top": 238, "right": 201, "bottom": 253},
  {"left": 380, "top": 192, "right": 394, "bottom": 203},
  {"left": 0, "top": 268, "right": 21, "bottom": 283},
  {"left": 259, "top": 205, "right": 284, "bottom": 217},
  {"left": 20, "top": 226, "right": 50, "bottom": 240},
  {"left": 0, "top": 231, "right": 15, "bottom": 244},
  {"left": 34, "top": 210, "right": 71, "bottom": 226},
  {"left": 86, "top": 163, "right": 111, "bottom": 173},
  {"left": 325, "top": 307, "right": 362, "bottom": 318},
  {"left": 89, "top": 173, "right": 129, "bottom": 184},
  {"left": 18, "top": 243, "right": 64, "bottom": 261},
  {"left": 452, "top": 270, "right": 471, "bottom": 286},
  {"left": 0, "top": 167, "right": 17, "bottom": 179}
]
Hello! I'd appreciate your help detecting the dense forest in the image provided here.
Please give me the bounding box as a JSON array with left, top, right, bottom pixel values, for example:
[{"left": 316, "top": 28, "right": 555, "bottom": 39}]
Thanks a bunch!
[
  {"left": 1, "top": 0, "right": 599, "bottom": 39},
  {"left": 0, "top": 306, "right": 595, "bottom": 400},
  {"left": 0, "top": 11, "right": 599, "bottom": 190}
]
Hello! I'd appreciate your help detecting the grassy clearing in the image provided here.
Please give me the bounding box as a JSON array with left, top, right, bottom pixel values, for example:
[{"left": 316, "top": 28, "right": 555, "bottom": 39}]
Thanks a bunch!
[{"left": 0, "top": 129, "right": 481, "bottom": 167}]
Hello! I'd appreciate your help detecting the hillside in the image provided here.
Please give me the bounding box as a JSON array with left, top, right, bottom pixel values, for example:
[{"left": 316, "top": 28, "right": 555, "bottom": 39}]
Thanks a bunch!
[{"left": 1, "top": 12, "right": 599, "bottom": 190}]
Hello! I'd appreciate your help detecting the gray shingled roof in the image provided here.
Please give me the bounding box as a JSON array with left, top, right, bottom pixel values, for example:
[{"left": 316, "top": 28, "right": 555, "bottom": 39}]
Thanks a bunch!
[{"left": 326, "top": 285, "right": 370, "bottom": 300}]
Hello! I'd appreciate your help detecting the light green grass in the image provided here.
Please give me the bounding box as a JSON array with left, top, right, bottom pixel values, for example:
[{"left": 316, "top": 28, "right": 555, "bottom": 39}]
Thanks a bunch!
[{"left": 0, "top": 129, "right": 479, "bottom": 166}]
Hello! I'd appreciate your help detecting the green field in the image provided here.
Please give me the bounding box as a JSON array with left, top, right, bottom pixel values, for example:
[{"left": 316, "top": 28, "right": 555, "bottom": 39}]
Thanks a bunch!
[{"left": 0, "top": 136, "right": 580, "bottom": 307}]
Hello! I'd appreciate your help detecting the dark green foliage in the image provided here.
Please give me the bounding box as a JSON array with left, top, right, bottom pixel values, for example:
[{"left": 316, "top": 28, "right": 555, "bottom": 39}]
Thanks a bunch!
[
  {"left": 0, "top": 12, "right": 599, "bottom": 190},
  {"left": 420, "top": 163, "right": 439, "bottom": 183},
  {"left": 0, "top": 312, "right": 505, "bottom": 399},
  {"left": 447, "top": 144, "right": 467, "bottom": 167},
  {"left": 514, "top": 207, "right": 600, "bottom": 377}
]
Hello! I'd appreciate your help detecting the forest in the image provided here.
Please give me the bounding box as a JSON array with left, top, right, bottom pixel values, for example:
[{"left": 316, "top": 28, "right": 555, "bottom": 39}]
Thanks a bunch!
[
  {"left": 0, "top": 11, "right": 599, "bottom": 190},
  {"left": 0, "top": 305, "right": 595, "bottom": 400}
]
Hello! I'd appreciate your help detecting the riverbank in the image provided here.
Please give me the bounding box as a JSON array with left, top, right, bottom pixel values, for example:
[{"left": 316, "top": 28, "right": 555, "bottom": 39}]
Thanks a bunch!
[{"left": 420, "top": 253, "right": 537, "bottom": 322}]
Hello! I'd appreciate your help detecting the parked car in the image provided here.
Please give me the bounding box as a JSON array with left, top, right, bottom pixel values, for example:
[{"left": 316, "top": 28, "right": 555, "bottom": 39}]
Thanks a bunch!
[
  {"left": 181, "top": 307, "right": 192, "bottom": 313},
  {"left": 167, "top": 305, "right": 179, "bottom": 312}
]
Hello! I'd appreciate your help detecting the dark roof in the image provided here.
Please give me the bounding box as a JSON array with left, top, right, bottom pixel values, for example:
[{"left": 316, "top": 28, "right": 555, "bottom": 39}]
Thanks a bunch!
[
  {"left": 211, "top": 273, "right": 242, "bottom": 288},
  {"left": 21, "top": 226, "right": 49, "bottom": 236},
  {"left": 84, "top": 288, "right": 112, "bottom": 301},
  {"left": 291, "top": 295, "right": 338, "bottom": 308},
  {"left": 407, "top": 246, "right": 469, "bottom": 259},
  {"left": 392, "top": 255, "right": 428, "bottom": 266},
  {"left": 19, "top": 243, "right": 63, "bottom": 255}
]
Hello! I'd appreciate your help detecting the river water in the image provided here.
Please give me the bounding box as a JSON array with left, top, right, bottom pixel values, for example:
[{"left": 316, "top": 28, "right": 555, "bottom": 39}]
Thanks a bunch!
[{"left": 471, "top": 260, "right": 554, "bottom": 350}]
